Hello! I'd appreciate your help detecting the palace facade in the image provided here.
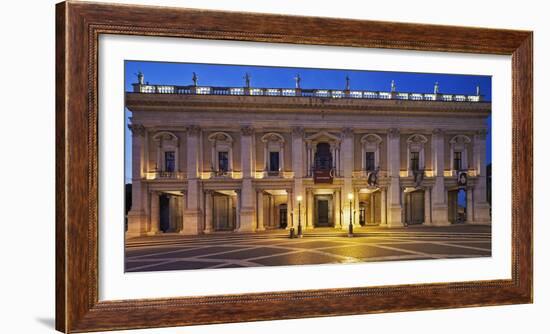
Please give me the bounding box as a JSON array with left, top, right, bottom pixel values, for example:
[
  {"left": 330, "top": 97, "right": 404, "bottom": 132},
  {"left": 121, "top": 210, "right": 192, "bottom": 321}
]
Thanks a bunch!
[{"left": 125, "top": 75, "right": 491, "bottom": 237}]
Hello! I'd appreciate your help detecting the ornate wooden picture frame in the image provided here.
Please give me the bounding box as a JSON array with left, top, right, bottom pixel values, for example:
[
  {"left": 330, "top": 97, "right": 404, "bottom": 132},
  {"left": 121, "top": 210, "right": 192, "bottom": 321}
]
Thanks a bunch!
[{"left": 56, "top": 1, "right": 532, "bottom": 332}]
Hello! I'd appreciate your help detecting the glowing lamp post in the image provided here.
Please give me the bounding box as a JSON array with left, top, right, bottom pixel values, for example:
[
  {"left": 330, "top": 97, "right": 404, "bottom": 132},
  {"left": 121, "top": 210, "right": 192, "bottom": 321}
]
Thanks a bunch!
[
  {"left": 348, "top": 192, "right": 354, "bottom": 237},
  {"left": 297, "top": 195, "right": 303, "bottom": 238}
]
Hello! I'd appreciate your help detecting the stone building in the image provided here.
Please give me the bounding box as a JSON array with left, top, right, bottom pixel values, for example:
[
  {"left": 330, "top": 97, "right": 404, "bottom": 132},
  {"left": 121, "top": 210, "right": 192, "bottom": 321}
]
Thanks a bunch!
[{"left": 125, "top": 74, "right": 491, "bottom": 237}]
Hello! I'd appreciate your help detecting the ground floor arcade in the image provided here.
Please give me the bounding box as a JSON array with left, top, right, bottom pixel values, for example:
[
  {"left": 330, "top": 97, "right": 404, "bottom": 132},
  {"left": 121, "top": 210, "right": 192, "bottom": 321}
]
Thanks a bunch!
[{"left": 126, "top": 177, "right": 491, "bottom": 237}]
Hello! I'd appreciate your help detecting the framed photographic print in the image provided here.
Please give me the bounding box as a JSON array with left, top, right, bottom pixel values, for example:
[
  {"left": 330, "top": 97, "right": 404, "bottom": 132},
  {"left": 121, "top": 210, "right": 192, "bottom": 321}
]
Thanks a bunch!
[{"left": 56, "top": 1, "right": 532, "bottom": 332}]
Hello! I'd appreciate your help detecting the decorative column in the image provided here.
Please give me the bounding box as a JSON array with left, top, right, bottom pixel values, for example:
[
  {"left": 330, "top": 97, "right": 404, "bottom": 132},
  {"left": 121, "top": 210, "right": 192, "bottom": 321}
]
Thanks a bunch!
[
  {"left": 257, "top": 191, "right": 265, "bottom": 231},
  {"left": 204, "top": 190, "right": 213, "bottom": 233},
  {"left": 291, "top": 127, "right": 306, "bottom": 227},
  {"left": 268, "top": 194, "right": 273, "bottom": 228},
  {"left": 466, "top": 187, "right": 474, "bottom": 223},
  {"left": 401, "top": 188, "right": 407, "bottom": 225},
  {"left": 473, "top": 129, "right": 491, "bottom": 224},
  {"left": 305, "top": 142, "right": 312, "bottom": 177},
  {"left": 286, "top": 189, "right": 293, "bottom": 229},
  {"left": 334, "top": 190, "right": 341, "bottom": 228},
  {"left": 149, "top": 191, "right": 160, "bottom": 235},
  {"left": 380, "top": 188, "right": 387, "bottom": 226},
  {"left": 126, "top": 123, "right": 148, "bottom": 237},
  {"left": 179, "top": 190, "right": 187, "bottom": 234},
  {"left": 307, "top": 190, "right": 314, "bottom": 228},
  {"left": 233, "top": 190, "right": 240, "bottom": 230},
  {"left": 182, "top": 125, "right": 202, "bottom": 235},
  {"left": 386, "top": 128, "right": 403, "bottom": 227},
  {"left": 239, "top": 126, "right": 256, "bottom": 232},
  {"left": 341, "top": 127, "right": 354, "bottom": 229},
  {"left": 354, "top": 188, "right": 360, "bottom": 227},
  {"left": 424, "top": 187, "right": 432, "bottom": 225},
  {"left": 431, "top": 128, "right": 449, "bottom": 225},
  {"left": 334, "top": 143, "right": 341, "bottom": 177}
]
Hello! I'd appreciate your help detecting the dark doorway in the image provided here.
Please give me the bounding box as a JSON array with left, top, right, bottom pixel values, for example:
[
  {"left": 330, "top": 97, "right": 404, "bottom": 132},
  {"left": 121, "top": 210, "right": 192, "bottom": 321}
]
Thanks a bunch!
[
  {"left": 159, "top": 194, "right": 170, "bottom": 232},
  {"left": 317, "top": 200, "right": 329, "bottom": 226},
  {"left": 279, "top": 204, "right": 288, "bottom": 228},
  {"left": 213, "top": 194, "right": 235, "bottom": 231},
  {"left": 405, "top": 190, "right": 425, "bottom": 225},
  {"left": 314, "top": 195, "right": 333, "bottom": 227}
]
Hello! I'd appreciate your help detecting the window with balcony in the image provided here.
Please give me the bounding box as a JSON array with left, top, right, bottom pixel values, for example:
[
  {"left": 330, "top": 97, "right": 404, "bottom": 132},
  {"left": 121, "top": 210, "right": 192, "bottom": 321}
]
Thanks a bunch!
[
  {"left": 360, "top": 134, "right": 382, "bottom": 173},
  {"left": 261, "top": 133, "right": 285, "bottom": 176},
  {"left": 164, "top": 151, "right": 175, "bottom": 172},
  {"left": 454, "top": 151, "right": 462, "bottom": 171},
  {"left": 218, "top": 151, "right": 229, "bottom": 172},
  {"left": 365, "top": 152, "right": 375, "bottom": 171},
  {"left": 269, "top": 152, "right": 280, "bottom": 172},
  {"left": 410, "top": 151, "right": 420, "bottom": 172}
]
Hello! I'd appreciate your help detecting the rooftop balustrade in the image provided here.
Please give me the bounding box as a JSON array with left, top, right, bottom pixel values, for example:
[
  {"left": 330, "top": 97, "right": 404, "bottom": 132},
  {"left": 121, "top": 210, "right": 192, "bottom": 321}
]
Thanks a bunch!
[{"left": 131, "top": 83, "right": 484, "bottom": 103}]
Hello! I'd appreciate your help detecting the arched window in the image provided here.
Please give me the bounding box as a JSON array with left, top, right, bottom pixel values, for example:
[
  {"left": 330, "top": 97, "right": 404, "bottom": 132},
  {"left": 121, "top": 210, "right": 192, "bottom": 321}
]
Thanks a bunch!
[
  {"left": 360, "top": 134, "right": 383, "bottom": 171},
  {"left": 261, "top": 133, "right": 285, "bottom": 176},
  {"left": 208, "top": 132, "right": 234, "bottom": 175},
  {"left": 449, "top": 135, "right": 471, "bottom": 172},
  {"left": 152, "top": 131, "right": 179, "bottom": 173},
  {"left": 406, "top": 134, "right": 428, "bottom": 174}
]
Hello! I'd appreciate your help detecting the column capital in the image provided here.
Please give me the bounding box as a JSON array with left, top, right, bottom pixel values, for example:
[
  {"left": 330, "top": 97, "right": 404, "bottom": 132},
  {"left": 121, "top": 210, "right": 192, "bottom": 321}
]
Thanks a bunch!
[
  {"left": 476, "top": 129, "right": 488, "bottom": 139},
  {"left": 128, "top": 123, "right": 146, "bottom": 137},
  {"left": 341, "top": 127, "right": 354, "bottom": 138},
  {"left": 180, "top": 189, "right": 187, "bottom": 196},
  {"left": 240, "top": 125, "right": 255, "bottom": 136},
  {"left": 387, "top": 128, "right": 400, "bottom": 138},
  {"left": 185, "top": 125, "right": 201, "bottom": 135},
  {"left": 432, "top": 128, "right": 444, "bottom": 136},
  {"left": 291, "top": 126, "right": 305, "bottom": 137}
]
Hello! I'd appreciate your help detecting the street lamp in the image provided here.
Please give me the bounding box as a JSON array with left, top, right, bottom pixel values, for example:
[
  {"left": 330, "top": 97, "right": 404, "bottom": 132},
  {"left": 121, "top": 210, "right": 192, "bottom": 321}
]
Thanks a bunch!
[
  {"left": 348, "top": 192, "right": 354, "bottom": 237},
  {"left": 297, "top": 195, "right": 303, "bottom": 238}
]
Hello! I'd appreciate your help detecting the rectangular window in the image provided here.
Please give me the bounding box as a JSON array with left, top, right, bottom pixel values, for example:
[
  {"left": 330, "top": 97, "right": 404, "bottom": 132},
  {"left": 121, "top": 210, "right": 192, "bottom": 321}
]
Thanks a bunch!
[
  {"left": 218, "top": 151, "right": 229, "bottom": 172},
  {"left": 164, "top": 151, "right": 175, "bottom": 172},
  {"left": 269, "top": 151, "right": 280, "bottom": 172},
  {"left": 454, "top": 151, "right": 462, "bottom": 171},
  {"left": 410, "top": 151, "right": 420, "bottom": 171},
  {"left": 365, "top": 152, "right": 375, "bottom": 171}
]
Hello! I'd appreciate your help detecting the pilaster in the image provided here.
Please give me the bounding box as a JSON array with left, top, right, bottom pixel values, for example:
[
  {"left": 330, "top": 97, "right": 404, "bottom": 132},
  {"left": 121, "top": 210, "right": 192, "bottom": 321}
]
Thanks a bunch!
[
  {"left": 431, "top": 128, "right": 450, "bottom": 226},
  {"left": 387, "top": 128, "right": 403, "bottom": 227}
]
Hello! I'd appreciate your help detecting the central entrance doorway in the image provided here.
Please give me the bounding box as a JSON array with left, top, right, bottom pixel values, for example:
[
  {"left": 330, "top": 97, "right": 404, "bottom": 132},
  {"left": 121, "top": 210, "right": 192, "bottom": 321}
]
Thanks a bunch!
[{"left": 314, "top": 195, "right": 333, "bottom": 227}]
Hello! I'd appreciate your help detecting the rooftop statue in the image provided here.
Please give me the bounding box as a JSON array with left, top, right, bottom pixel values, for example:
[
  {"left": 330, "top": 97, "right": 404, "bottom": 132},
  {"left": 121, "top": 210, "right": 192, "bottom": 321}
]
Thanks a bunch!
[
  {"left": 135, "top": 71, "right": 144, "bottom": 85},
  {"left": 434, "top": 81, "right": 440, "bottom": 94},
  {"left": 294, "top": 74, "right": 301, "bottom": 89},
  {"left": 244, "top": 73, "right": 251, "bottom": 88}
]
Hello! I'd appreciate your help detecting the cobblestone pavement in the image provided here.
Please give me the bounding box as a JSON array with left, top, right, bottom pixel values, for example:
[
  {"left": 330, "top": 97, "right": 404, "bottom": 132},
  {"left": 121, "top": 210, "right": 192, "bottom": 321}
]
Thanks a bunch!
[{"left": 125, "top": 225, "right": 491, "bottom": 272}]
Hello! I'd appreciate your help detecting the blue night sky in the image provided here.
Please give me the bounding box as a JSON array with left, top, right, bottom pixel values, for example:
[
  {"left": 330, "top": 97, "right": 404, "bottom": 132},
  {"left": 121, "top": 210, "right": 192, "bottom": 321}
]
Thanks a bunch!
[{"left": 125, "top": 60, "right": 492, "bottom": 183}]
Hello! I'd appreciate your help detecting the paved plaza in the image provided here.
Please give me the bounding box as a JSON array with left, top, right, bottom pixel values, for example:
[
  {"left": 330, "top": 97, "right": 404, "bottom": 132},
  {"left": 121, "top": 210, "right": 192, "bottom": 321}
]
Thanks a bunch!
[{"left": 125, "top": 225, "right": 491, "bottom": 272}]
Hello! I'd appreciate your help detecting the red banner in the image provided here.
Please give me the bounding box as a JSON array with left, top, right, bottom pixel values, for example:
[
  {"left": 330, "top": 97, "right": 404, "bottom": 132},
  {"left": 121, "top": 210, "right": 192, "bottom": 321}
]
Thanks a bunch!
[{"left": 314, "top": 169, "right": 334, "bottom": 184}]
